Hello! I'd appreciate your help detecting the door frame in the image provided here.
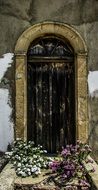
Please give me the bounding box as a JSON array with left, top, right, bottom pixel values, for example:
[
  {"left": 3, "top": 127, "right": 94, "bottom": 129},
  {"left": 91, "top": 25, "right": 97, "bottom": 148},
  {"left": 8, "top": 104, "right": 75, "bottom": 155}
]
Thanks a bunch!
[{"left": 15, "top": 22, "right": 88, "bottom": 143}]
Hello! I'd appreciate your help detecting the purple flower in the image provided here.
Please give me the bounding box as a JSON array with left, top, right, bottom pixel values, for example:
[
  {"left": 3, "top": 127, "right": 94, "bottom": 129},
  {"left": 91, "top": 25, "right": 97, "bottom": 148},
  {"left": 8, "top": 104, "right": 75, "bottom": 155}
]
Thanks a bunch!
[
  {"left": 66, "top": 170, "right": 71, "bottom": 178},
  {"left": 62, "top": 173, "right": 67, "bottom": 179},
  {"left": 79, "top": 165, "right": 83, "bottom": 170},
  {"left": 79, "top": 179, "right": 90, "bottom": 187},
  {"left": 64, "top": 163, "right": 75, "bottom": 171},
  {"left": 49, "top": 161, "right": 60, "bottom": 172},
  {"left": 61, "top": 149, "right": 71, "bottom": 157},
  {"left": 49, "top": 141, "right": 93, "bottom": 187}
]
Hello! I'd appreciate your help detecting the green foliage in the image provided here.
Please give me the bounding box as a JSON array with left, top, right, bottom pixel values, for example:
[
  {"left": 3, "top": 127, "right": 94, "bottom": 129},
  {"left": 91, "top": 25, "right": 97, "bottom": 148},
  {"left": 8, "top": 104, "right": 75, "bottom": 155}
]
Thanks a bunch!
[
  {"left": 5, "top": 139, "right": 53, "bottom": 177},
  {"left": 5, "top": 139, "right": 95, "bottom": 189},
  {"left": 49, "top": 140, "right": 95, "bottom": 189}
]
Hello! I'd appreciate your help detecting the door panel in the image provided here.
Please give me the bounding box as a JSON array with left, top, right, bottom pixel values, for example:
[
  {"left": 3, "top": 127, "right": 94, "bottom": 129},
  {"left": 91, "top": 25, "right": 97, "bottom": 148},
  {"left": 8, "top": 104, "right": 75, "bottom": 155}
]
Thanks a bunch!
[{"left": 27, "top": 62, "right": 75, "bottom": 153}]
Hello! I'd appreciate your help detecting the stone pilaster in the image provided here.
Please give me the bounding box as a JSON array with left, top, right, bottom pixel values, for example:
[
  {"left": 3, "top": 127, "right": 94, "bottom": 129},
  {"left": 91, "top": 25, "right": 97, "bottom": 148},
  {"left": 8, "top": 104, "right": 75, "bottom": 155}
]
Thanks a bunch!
[
  {"left": 76, "top": 53, "right": 88, "bottom": 142},
  {"left": 15, "top": 53, "right": 26, "bottom": 139}
]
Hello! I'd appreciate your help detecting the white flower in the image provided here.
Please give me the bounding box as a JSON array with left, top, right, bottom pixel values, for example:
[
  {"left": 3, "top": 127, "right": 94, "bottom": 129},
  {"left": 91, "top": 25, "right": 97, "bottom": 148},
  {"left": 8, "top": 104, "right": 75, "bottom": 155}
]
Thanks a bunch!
[
  {"left": 33, "top": 160, "right": 36, "bottom": 163},
  {"left": 29, "top": 159, "right": 33, "bottom": 164},
  {"left": 28, "top": 171, "right": 31, "bottom": 176},
  {"left": 17, "top": 163, "right": 21, "bottom": 167},
  {"left": 40, "top": 150, "right": 43, "bottom": 154},
  {"left": 21, "top": 172, "right": 27, "bottom": 177},
  {"left": 43, "top": 150, "right": 47, "bottom": 153},
  {"left": 35, "top": 168, "right": 41, "bottom": 175},
  {"left": 39, "top": 158, "right": 43, "bottom": 162},
  {"left": 13, "top": 161, "right": 17, "bottom": 165},
  {"left": 31, "top": 166, "right": 38, "bottom": 173},
  {"left": 18, "top": 170, "right": 26, "bottom": 176},
  {"left": 6, "top": 155, "right": 10, "bottom": 159},
  {"left": 17, "top": 168, "right": 21, "bottom": 172},
  {"left": 19, "top": 145, "right": 22, "bottom": 148},
  {"left": 37, "top": 163, "right": 41, "bottom": 168},
  {"left": 28, "top": 164, "right": 32, "bottom": 168},
  {"left": 26, "top": 164, "right": 29, "bottom": 167},
  {"left": 18, "top": 156, "right": 21, "bottom": 160},
  {"left": 18, "top": 171, "right": 22, "bottom": 175},
  {"left": 20, "top": 153, "right": 23, "bottom": 156},
  {"left": 23, "top": 167, "right": 26, "bottom": 171},
  {"left": 5, "top": 151, "right": 13, "bottom": 156},
  {"left": 23, "top": 158, "right": 27, "bottom": 162},
  {"left": 27, "top": 168, "right": 30, "bottom": 172},
  {"left": 15, "top": 155, "right": 19, "bottom": 159},
  {"left": 43, "top": 163, "right": 47, "bottom": 168},
  {"left": 33, "top": 155, "right": 37, "bottom": 159},
  {"left": 33, "top": 148, "right": 37, "bottom": 151}
]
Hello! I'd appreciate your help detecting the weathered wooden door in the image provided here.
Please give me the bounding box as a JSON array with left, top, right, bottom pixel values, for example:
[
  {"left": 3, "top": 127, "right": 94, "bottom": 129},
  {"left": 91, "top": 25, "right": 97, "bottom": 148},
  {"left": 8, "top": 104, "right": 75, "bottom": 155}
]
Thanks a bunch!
[{"left": 27, "top": 37, "right": 75, "bottom": 153}]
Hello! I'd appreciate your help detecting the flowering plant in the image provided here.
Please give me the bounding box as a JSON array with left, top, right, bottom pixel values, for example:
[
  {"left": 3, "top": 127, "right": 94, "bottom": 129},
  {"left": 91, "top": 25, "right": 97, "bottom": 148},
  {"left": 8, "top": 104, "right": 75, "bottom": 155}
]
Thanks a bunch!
[
  {"left": 6, "top": 140, "right": 95, "bottom": 189},
  {"left": 49, "top": 140, "right": 95, "bottom": 189},
  {"left": 5, "top": 139, "right": 53, "bottom": 177}
]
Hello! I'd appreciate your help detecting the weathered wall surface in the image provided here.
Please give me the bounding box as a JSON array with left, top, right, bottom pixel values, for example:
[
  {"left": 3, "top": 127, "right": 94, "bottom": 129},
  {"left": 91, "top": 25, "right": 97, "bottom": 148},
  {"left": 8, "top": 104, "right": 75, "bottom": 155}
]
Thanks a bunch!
[
  {"left": 0, "top": 0, "right": 98, "bottom": 160},
  {"left": 0, "top": 53, "right": 14, "bottom": 151}
]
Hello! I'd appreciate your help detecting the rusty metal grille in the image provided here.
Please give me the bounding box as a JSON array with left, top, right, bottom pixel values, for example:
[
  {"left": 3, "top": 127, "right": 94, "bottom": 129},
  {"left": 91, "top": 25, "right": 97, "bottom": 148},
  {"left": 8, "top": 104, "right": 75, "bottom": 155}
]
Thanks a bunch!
[{"left": 27, "top": 37, "right": 74, "bottom": 61}]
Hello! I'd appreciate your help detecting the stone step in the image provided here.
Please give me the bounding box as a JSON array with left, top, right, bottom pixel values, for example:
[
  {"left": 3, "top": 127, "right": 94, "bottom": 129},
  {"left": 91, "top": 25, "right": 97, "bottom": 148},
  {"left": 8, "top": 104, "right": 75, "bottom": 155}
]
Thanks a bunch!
[{"left": 0, "top": 164, "right": 16, "bottom": 190}]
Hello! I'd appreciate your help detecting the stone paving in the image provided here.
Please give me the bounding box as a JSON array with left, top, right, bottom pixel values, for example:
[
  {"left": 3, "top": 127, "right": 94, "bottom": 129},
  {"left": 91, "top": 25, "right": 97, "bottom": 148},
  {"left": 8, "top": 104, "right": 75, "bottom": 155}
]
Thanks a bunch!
[
  {"left": 0, "top": 164, "right": 16, "bottom": 190},
  {"left": 0, "top": 159, "right": 98, "bottom": 190},
  {"left": 83, "top": 156, "right": 98, "bottom": 190}
]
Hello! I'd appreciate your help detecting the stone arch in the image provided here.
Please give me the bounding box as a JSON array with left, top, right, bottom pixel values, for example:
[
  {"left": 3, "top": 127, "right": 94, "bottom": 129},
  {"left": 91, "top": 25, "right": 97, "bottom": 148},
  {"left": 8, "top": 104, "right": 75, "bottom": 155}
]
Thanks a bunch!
[
  {"left": 15, "top": 22, "right": 88, "bottom": 143},
  {"left": 15, "top": 22, "right": 87, "bottom": 54}
]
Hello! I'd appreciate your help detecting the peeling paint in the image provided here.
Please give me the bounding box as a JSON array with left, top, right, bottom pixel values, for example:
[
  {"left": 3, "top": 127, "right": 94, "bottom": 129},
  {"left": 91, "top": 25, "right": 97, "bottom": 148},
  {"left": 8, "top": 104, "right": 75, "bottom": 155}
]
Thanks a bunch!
[
  {"left": 0, "top": 53, "right": 14, "bottom": 152},
  {"left": 0, "top": 53, "right": 14, "bottom": 81},
  {"left": 0, "top": 89, "right": 14, "bottom": 151},
  {"left": 88, "top": 71, "right": 98, "bottom": 97}
]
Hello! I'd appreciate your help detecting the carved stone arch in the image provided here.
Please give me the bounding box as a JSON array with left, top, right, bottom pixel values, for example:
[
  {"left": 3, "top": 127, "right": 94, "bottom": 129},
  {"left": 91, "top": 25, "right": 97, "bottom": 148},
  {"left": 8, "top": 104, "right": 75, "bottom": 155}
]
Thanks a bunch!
[{"left": 15, "top": 22, "right": 88, "bottom": 143}]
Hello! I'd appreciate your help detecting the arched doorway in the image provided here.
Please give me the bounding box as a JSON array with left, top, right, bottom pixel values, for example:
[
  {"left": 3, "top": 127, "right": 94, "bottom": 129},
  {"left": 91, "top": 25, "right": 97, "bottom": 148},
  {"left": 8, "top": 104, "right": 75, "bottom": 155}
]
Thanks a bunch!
[
  {"left": 15, "top": 22, "right": 88, "bottom": 148},
  {"left": 27, "top": 36, "right": 75, "bottom": 153}
]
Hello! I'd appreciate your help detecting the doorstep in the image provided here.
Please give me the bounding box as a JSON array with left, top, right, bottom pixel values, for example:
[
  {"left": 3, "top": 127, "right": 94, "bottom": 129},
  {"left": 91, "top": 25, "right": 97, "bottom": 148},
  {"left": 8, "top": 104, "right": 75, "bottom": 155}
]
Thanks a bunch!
[
  {"left": 14, "top": 169, "right": 59, "bottom": 190},
  {"left": 0, "top": 164, "right": 16, "bottom": 190},
  {"left": 1, "top": 159, "right": 98, "bottom": 190}
]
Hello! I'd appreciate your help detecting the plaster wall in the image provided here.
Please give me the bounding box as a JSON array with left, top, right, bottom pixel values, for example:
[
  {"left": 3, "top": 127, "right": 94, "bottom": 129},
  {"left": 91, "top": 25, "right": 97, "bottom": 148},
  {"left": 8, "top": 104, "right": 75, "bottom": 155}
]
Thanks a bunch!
[{"left": 0, "top": 53, "right": 14, "bottom": 151}]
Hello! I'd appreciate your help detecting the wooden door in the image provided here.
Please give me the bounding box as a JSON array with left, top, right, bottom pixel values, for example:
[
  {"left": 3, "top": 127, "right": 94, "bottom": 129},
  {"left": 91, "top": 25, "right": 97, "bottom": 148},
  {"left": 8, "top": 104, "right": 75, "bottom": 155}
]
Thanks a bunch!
[
  {"left": 27, "top": 61, "right": 75, "bottom": 153},
  {"left": 27, "top": 37, "right": 75, "bottom": 153}
]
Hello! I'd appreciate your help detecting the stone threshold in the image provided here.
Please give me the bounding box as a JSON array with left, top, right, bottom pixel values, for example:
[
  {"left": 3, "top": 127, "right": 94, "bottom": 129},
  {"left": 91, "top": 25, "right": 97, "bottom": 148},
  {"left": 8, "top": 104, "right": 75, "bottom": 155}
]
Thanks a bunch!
[
  {"left": 0, "top": 158, "right": 98, "bottom": 190},
  {"left": 14, "top": 170, "right": 59, "bottom": 190}
]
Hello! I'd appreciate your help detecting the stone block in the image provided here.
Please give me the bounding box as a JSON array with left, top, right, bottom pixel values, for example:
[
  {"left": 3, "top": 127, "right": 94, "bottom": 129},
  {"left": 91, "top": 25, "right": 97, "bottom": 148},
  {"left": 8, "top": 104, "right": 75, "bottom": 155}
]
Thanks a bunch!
[
  {"left": 78, "top": 97, "right": 88, "bottom": 121},
  {"left": 78, "top": 77, "right": 88, "bottom": 98},
  {"left": 77, "top": 120, "right": 88, "bottom": 142},
  {"left": 77, "top": 54, "right": 87, "bottom": 77}
]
